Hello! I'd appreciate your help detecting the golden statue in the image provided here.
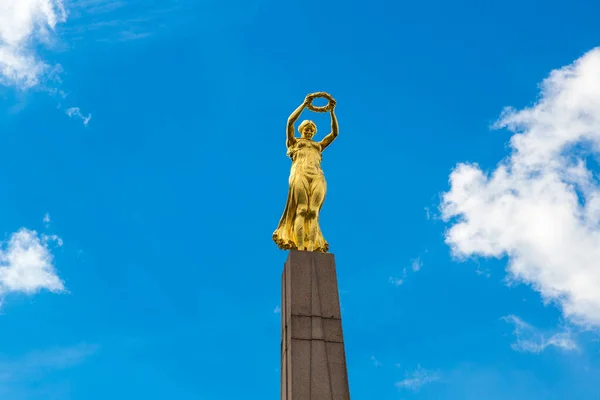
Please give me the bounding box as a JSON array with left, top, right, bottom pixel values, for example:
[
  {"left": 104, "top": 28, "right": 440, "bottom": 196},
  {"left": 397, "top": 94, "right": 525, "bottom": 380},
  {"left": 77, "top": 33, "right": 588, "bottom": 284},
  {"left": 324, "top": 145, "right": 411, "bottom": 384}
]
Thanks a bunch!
[{"left": 273, "top": 92, "right": 339, "bottom": 253}]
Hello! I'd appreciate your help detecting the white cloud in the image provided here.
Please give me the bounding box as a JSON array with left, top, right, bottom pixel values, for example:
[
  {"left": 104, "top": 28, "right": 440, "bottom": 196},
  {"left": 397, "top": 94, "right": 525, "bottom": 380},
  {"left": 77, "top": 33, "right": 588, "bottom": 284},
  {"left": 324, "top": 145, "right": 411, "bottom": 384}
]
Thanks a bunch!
[
  {"left": 43, "top": 213, "right": 51, "bottom": 227},
  {"left": 0, "top": 228, "right": 64, "bottom": 296},
  {"left": 390, "top": 257, "right": 422, "bottom": 286},
  {"left": 0, "top": 0, "right": 66, "bottom": 89},
  {"left": 273, "top": 305, "right": 281, "bottom": 314},
  {"left": 412, "top": 257, "right": 423, "bottom": 272},
  {"left": 389, "top": 269, "right": 406, "bottom": 286},
  {"left": 66, "top": 107, "right": 91, "bottom": 125},
  {"left": 502, "top": 315, "right": 578, "bottom": 353},
  {"left": 395, "top": 365, "right": 439, "bottom": 391},
  {"left": 440, "top": 48, "right": 600, "bottom": 328}
]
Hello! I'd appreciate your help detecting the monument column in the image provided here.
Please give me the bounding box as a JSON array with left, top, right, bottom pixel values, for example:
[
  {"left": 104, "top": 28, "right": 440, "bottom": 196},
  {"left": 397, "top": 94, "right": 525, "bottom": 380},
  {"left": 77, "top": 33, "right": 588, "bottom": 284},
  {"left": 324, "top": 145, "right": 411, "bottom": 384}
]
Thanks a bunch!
[
  {"left": 273, "top": 92, "right": 349, "bottom": 399},
  {"left": 281, "top": 250, "right": 350, "bottom": 400}
]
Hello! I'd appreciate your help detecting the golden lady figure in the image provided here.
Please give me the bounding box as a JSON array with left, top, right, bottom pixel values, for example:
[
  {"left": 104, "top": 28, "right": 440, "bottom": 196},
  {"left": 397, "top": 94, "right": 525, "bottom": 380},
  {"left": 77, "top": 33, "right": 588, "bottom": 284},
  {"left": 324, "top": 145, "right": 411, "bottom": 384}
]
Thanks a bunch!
[{"left": 273, "top": 92, "right": 339, "bottom": 253}]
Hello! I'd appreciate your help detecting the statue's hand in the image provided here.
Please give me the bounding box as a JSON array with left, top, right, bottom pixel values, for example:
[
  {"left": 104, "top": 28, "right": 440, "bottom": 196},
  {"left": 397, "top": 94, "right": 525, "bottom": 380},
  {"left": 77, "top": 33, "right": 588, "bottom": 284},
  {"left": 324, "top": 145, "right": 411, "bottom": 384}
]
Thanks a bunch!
[{"left": 304, "top": 93, "right": 316, "bottom": 104}]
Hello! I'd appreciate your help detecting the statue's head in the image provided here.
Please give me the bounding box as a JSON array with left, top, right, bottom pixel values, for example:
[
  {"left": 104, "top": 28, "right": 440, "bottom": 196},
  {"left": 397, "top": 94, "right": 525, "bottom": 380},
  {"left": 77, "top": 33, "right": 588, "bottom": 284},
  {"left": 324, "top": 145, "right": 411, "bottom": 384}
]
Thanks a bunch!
[{"left": 299, "top": 120, "right": 317, "bottom": 139}]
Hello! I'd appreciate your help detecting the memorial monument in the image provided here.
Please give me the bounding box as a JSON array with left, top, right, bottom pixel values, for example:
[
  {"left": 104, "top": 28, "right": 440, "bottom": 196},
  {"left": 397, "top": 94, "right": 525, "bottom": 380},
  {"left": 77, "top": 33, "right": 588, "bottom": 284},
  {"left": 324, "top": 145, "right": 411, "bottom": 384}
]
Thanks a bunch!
[{"left": 274, "top": 92, "right": 351, "bottom": 399}]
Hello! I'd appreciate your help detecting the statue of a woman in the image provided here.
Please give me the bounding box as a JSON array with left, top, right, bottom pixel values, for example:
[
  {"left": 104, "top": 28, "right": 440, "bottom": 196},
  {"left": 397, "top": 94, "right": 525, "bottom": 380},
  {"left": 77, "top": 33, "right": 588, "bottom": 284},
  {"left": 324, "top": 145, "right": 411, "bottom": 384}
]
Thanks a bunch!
[{"left": 273, "top": 92, "right": 339, "bottom": 253}]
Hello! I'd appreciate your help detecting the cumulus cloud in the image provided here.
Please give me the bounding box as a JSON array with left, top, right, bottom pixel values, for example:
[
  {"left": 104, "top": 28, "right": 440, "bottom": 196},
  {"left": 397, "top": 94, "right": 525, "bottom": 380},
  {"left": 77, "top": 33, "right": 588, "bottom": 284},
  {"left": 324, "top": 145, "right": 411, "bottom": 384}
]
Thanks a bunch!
[
  {"left": 502, "top": 315, "right": 578, "bottom": 353},
  {"left": 395, "top": 365, "right": 439, "bottom": 391},
  {"left": 0, "top": 0, "right": 67, "bottom": 89},
  {"left": 0, "top": 1, "right": 93, "bottom": 124},
  {"left": 440, "top": 48, "right": 600, "bottom": 328},
  {"left": 0, "top": 228, "right": 64, "bottom": 296}
]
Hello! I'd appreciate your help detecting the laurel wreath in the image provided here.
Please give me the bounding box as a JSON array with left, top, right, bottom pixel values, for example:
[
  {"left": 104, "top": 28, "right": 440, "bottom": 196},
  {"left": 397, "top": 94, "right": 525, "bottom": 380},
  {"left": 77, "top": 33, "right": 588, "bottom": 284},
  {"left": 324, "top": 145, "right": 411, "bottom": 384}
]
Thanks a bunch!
[{"left": 307, "top": 92, "right": 335, "bottom": 113}]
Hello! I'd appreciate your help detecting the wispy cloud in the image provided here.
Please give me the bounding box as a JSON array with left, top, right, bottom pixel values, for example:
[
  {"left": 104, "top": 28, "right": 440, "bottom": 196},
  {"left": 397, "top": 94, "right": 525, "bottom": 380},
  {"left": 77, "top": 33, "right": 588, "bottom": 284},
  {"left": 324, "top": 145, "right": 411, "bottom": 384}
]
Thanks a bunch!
[
  {"left": 68, "top": 0, "right": 128, "bottom": 15},
  {"left": 0, "top": 344, "right": 98, "bottom": 377},
  {"left": 63, "top": 16, "right": 152, "bottom": 41},
  {"left": 66, "top": 107, "right": 91, "bottom": 125},
  {"left": 389, "top": 269, "right": 406, "bottom": 287},
  {"left": 43, "top": 213, "right": 51, "bottom": 228},
  {"left": 0, "top": 343, "right": 97, "bottom": 396},
  {"left": 371, "top": 356, "right": 382, "bottom": 367},
  {"left": 395, "top": 365, "right": 440, "bottom": 391},
  {"left": 425, "top": 207, "right": 431, "bottom": 220},
  {"left": 390, "top": 256, "right": 424, "bottom": 286},
  {"left": 411, "top": 256, "right": 423, "bottom": 272},
  {"left": 441, "top": 47, "right": 600, "bottom": 328},
  {"left": 502, "top": 315, "right": 578, "bottom": 353},
  {"left": 273, "top": 305, "right": 281, "bottom": 314},
  {"left": 115, "top": 30, "right": 152, "bottom": 42},
  {"left": 64, "top": 0, "right": 183, "bottom": 43}
]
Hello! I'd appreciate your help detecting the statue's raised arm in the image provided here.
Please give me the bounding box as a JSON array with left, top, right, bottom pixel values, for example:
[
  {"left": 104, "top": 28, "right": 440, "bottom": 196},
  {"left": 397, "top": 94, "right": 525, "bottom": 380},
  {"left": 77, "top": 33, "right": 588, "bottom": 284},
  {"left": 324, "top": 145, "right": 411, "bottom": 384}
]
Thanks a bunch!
[
  {"left": 286, "top": 94, "right": 314, "bottom": 148},
  {"left": 273, "top": 92, "right": 338, "bottom": 253},
  {"left": 319, "top": 97, "right": 338, "bottom": 151}
]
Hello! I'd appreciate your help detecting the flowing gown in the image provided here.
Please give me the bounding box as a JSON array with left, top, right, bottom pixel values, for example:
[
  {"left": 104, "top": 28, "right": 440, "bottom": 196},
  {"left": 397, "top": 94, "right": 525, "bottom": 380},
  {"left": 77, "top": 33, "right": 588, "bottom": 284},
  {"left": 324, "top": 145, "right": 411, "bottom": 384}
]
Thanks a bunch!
[{"left": 272, "top": 138, "right": 329, "bottom": 252}]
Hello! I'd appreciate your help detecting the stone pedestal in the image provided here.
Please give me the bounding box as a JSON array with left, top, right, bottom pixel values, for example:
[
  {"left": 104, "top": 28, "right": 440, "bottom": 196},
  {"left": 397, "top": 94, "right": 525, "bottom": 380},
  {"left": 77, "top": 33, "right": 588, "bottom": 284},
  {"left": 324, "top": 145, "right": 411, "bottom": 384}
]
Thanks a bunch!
[{"left": 281, "top": 250, "right": 350, "bottom": 400}]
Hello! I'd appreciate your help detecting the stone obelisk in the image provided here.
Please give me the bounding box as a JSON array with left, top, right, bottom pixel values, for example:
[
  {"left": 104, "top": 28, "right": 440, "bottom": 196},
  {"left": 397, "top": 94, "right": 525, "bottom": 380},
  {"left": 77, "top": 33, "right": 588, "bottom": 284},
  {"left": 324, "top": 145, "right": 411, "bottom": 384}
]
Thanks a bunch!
[{"left": 280, "top": 250, "right": 350, "bottom": 399}]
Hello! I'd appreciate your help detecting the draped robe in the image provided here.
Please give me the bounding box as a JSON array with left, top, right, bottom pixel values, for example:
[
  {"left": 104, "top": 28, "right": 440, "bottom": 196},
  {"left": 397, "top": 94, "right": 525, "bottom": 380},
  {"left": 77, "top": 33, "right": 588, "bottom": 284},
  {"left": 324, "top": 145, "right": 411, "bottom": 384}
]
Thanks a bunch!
[{"left": 272, "top": 138, "right": 329, "bottom": 253}]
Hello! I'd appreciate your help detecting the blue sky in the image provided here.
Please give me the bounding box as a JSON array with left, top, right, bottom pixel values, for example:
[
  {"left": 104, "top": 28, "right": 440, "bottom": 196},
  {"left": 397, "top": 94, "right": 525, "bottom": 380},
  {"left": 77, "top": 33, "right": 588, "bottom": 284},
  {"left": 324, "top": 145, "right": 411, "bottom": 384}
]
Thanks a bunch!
[{"left": 1, "top": 0, "right": 600, "bottom": 399}]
